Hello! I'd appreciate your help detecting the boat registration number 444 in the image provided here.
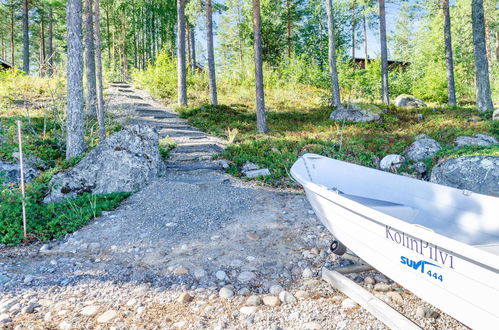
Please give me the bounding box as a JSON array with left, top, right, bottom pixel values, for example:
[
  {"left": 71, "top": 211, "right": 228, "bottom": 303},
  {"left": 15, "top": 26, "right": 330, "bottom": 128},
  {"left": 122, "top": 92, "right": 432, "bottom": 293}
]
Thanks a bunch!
[{"left": 400, "top": 256, "right": 444, "bottom": 282}]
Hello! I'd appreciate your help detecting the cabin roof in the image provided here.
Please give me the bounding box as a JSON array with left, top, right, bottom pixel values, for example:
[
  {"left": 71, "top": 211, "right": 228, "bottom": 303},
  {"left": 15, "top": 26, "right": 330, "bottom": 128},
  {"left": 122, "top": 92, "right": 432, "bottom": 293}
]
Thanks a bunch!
[{"left": 0, "top": 58, "right": 13, "bottom": 70}]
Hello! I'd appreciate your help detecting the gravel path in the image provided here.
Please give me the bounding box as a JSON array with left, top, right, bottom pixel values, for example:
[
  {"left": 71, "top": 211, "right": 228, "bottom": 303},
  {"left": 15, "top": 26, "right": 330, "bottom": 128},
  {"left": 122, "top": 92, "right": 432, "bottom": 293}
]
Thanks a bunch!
[{"left": 0, "top": 84, "right": 466, "bottom": 329}]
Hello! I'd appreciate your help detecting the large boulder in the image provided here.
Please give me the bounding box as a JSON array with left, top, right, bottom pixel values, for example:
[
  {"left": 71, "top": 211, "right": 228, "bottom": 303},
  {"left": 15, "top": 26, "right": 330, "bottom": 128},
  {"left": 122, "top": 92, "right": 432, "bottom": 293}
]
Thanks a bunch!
[
  {"left": 380, "top": 154, "right": 405, "bottom": 171},
  {"left": 394, "top": 94, "right": 427, "bottom": 108},
  {"left": 329, "top": 103, "right": 383, "bottom": 123},
  {"left": 454, "top": 134, "right": 498, "bottom": 147},
  {"left": 44, "top": 125, "right": 163, "bottom": 203},
  {"left": 430, "top": 156, "right": 499, "bottom": 196},
  {"left": 0, "top": 161, "right": 39, "bottom": 186},
  {"left": 404, "top": 134, "right": 441, "bottom": 162}
]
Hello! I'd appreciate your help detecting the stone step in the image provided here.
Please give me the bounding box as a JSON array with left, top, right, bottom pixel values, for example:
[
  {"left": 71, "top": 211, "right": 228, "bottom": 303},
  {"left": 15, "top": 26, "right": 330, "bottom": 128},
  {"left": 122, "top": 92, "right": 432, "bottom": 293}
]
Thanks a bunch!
[
  {"left": 172, "top": 144, "right": 224, "bottom": 154},
  {"left": 135, "top": 103, "right": 151, "bottom": 107},
  {"left": 169, "top": 153, "right": 214, "bottom": 162},
  {"left": 118, "top": 88, "right": 134, "bottom": 93},
  {"left": 127, "top": 95, "right": 143, "bottom": 100},
  {"left": 166, "top": 162, "right": 224, "bottom": 172}
]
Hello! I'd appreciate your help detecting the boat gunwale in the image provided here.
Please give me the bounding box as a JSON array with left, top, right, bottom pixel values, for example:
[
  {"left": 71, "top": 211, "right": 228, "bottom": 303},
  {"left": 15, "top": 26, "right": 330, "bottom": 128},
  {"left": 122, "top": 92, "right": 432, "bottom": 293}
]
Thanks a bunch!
[{"left": 291, "top": 154, "right": 499, "bottom": 272}]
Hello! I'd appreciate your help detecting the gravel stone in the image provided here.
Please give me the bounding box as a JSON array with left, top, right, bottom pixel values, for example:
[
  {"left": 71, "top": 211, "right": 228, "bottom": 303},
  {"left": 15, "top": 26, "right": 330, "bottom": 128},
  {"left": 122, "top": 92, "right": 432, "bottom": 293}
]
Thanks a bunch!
[
  {"left": 215, "top": 271, "right": 227, "bottom": 280},
  {"left": 239, "top": 306, "right": 258, "bottom": 315},
  {"left": 341, "top": 298, "right": 358, "bottom": 309},
  {"left": 302, "top": 268, "right": 314, "bottom": 278},
  {"left": 80, "top": 305, "right": 99, "bottom": 316},
  {"left": 246, "top": 295, "right": 262, "bottom": 306},
  {"left": 219, "top": 287, "right": 234, "bottom": 300},
  {"left": 278, "top": 291, "right": 297, "bottom": 304},
  {"left": 97, "top": 310, "right": 118, "bottom": 323},
  {"left": 374, "top": 283, "right": 391, "bottom": 292},
  {"left": 237, "top": 271, "right": 256, "bottom": 282},
  {"left": 262, "top": 296, "right": 281, "bottom": 307},
  {"left": 178, "top": 292, "right": 193, "bottom": 304},
  {"left": 269, "top": 285, "right": 284, "bottom": 295}
]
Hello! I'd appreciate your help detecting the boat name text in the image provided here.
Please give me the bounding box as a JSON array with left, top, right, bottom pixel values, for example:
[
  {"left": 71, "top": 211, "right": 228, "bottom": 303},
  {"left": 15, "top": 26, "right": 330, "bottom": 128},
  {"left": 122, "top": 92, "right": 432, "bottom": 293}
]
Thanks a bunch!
[{"left": 386, "top": 225, "right": 454, "bottom": 269}]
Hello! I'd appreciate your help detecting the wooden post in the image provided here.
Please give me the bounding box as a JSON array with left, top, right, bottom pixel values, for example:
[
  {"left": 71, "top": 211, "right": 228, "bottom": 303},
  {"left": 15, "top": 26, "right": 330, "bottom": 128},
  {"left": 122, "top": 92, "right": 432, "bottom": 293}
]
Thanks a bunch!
[{"left": 17, "top": 121, "right": 27, "bottom": 240}]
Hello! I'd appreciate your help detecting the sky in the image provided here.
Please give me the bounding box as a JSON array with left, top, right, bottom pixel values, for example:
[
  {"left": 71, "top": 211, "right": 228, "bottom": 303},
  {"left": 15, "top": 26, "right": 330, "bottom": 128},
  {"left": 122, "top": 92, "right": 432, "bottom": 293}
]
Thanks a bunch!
[{"left": 192, "top": 0, "right": 411, "bottom": 63}]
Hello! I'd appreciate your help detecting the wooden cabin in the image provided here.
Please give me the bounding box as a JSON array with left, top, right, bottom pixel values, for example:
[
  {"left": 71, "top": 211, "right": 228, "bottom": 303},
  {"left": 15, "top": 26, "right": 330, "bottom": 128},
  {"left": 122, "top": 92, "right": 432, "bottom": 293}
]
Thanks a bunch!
[
  {"left": 0, "top": 58, "right": 13, "bottom": 71},
  {"left": 352, "top": 57, "right": 410, "bottom": 70}
]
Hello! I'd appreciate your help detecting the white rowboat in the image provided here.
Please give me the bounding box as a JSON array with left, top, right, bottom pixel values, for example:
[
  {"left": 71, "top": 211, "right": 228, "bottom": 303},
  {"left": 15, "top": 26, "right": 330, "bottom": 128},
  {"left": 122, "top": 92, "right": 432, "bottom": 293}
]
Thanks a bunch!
[{"left": 291, "top": 153, "right": 499, "bottom": 329}]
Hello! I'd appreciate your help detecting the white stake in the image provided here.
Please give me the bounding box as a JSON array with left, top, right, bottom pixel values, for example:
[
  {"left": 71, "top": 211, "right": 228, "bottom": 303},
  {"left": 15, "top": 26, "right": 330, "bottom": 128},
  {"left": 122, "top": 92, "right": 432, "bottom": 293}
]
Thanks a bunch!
[{"left": 17, "top": 121, "right": 27, "bottom": 240}]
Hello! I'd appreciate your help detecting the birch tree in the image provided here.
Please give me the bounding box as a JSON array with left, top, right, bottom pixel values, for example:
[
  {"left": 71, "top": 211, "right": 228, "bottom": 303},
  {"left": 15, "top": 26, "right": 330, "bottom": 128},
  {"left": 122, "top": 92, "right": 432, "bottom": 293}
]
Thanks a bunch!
[
  {"left": 206, "top": 0, "right": 218, "bottom": 105},
  {"left": 177, "top": 0, "right": 187, "bottom": 106},
  {"left": 22, "top": 0, "right": 29, "bottom": 73},
  {"left": 252, "top": 0, "right": 267, "bottom": 134},
  {"left": 84, "top": 0, "right": 97, "bottom": 115},
  {"left": 442, "top": 0, "right": 456, "bottom": 106},
  {"left": 325, "top": 0, "right": 341, "bottom": 108},
  {"left": 379, "top": 0, "right": 389, "bottom": 104},
  {"left": 94, "top": 0, "right": 105, "bottom": 141}
]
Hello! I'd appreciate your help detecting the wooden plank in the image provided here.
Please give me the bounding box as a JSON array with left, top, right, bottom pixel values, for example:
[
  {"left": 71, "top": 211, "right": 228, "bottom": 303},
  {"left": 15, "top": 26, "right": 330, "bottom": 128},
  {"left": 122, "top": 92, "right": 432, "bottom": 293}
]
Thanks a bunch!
[
  {"left": 322, "top": 267, "right": 421, "bottom": 330},
  {"left": 333, "top": 264, "right": 373, "bottom": 274}
]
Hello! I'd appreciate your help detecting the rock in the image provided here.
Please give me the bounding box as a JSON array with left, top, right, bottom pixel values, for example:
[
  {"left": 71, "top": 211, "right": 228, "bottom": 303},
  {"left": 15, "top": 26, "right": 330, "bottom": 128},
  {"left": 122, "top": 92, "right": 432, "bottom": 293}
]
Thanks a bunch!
[
  {"left": 430, "top": 156, "right": 499, "bottom": 196},
  {"left": 410, "top": 161, "right": 427, "bottom": 175},
  {"left": 303, "top": 322, "right": 322, "bottom": 330},
  {"left": 44, "top": 312, "right": 52, "bottom": 322},
  {"left": 21, "top": 302, "right": 38, "bottom": 314},
  {"left": 242, "top": 161, "right": 260, "bottom": 172},
  {"left": 364, "top": 276, "right": 375, "bottom": 285},
  {"left": 394, "top": 94, "right": 426, "bottom": 108},
  {"left": 455, "top": 134, "right": 498, "bottom": 147},
  {"left": 0, "top": 299, "right": 18, "bottom": 313},
  {"left": 246, "top": 295, "right": 262, "bottom": 306},
  {"left": 97, "top": 309, "right": 118, "bottom": 323},
  {"left": 58, "top": 321, "right": 73, "bottom": 330},
  {"left": 80, "top": 305, "right": 99, "bottom": 316},
  {"left": 380, "top": 154, "right": 405, "bottom": 171},
  {"left": 262, "top": 295, "right": 281, "bottom": 307},
  {"left": 244, "top": 168, "right": 271, "bottom": 179},
  {"left": 173, "top": 266, "right": 189, "bottom": 275},
  {"left": 193, "top": 268, "right": 206, "bottom": 280},
  {"left": 11, "top": 152, "right": 47, "bottom": 170},
  {"left": 269, "top": 285, "right": 283, "bottom": 295},
  {"left": 44, "top": 125, "right": 164, "bottom": 203},
  {"left": 302, "top": 268, "right": 314, "bottom": 278},
  {"left": 215, "top": 270, "right": 227, "bottom": 281},
  {"left": 375, "top": 293, "right": 391, "bottom": 304},
  {"left": 237, "top": 271, "right": 256, "bottom": 282},
  {"left": 386, "top": 291, "right": 403, "bottom": 304},
  {"left": 493, "top": 109, "right": 499, "bottom": 120},
  {"left": 341, "top": 298, "right": 358, "bottom": 309},
  {"left": 238, "top": 287, "right": 251, "bottom": 295},
  {"left": 0, "top": 313, "right": 12, "bottom": 324},
  {"left": 0, "top": 161, "right": 39, "bottom": 186},
  {"left": 239, "top": 306, "right": 257, "bottom": 315},
  {"left": 178, "top": 292, "right": 193, "bottom": 304},
  {"left": 416, "top": 306, "right": 439, "bottom": 319},
  {"left": 219, "top": 287, "right": 234, "bottom": 300},
  {"left": 405, "top": 134, "right": 441, "bottom": 162},
  {"left": 374, "top": 283, "right": 391, "bottom": 292},
  {"left": 329, "top": 103, "right": 383, "bottom": 123},
  {"left": 294, "top": 290, "right": 310, "bottom": 300},
  {"left": 278, "top": 291, "right": 297, "bottom": 304}
]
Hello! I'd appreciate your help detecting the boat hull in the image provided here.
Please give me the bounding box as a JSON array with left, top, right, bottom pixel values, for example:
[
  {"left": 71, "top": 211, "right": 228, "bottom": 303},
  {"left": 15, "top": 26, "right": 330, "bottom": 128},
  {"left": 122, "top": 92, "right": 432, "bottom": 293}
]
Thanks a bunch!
[{"left": 292, "top": 155, "right": 499, "bottom": 329}]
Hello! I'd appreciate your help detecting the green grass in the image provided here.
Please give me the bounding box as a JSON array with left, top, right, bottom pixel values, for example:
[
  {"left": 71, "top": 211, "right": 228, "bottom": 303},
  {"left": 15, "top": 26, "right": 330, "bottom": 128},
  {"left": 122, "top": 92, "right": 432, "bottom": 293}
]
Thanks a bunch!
[{"left": 178, "top": 101, "right": 498, "bottom": 188}]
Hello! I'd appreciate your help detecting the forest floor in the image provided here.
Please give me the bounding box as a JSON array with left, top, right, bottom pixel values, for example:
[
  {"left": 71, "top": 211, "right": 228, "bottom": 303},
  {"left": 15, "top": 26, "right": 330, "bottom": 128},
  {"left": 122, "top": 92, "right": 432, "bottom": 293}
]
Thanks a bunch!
[{"left": 0, "top": 85, "right": 467, "bottom": 329}]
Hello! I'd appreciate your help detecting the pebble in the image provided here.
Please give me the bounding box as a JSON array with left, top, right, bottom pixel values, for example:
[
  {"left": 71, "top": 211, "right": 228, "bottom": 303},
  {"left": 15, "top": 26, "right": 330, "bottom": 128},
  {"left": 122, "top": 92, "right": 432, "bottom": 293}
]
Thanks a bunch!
[
  {"left": 239, "top": 306, "right": 257, "bottom": 315},
  {"left": 341, "top": 298, "right": 358, "bottom": 309},
  {"left": 219, "top": 287, "right": 234, "bottom": 300},
  {"left": 238, "top": 287, "right": 250, "bottom": 295},
  {"left": 269, "top": 285, "right": 283, "bottom": 295},
  {"left": 80, "top": 305, "right": 99, "bottom": 316},
  {"left": 302, "top": 268, "right": 313, "bottom": 278},
  {"left": 262, "top": 295, "right": 281, "bottom": 307},
  {"left": 375, "top": 293, "right": 391, "bottom": 304},
  {"left": 246, "top": 295, "right": 262, "bottom": 306},
  {"left": 246, "top": 233, "right": 259, "bottom": 240},
  {"left": 44, "top": 312, "right": 52, "bottom": 322},
  {"left": 278, "top": 291, "right": 297, "bottom": 304},
  {"left": 237, "top": 271, "right": 256, "bottom": 282},
  {"left": 215, "top": 270, "right": 227, "bottom": 280},
  {"left": 364, "top": 276, "right": 375, "bottom": 285},
  {"left": 0, "top": 313, "right": 11, "bottom": 324},
  {"left": 416, "top": 306, "right": 440, "bottom": 319},
  {"left": 374, "top": 283, "right": 391, "bottom": 292},
  {"left": 194, "top": 268, "right": 206, "bottom": 279},
  {"left": 178, "top": 292, "right": 193, "bottom": 304},
  {"left": 23, "top": 275, "right": 34, "bottom": 285},
  {"left": 58, "top": 321, "right": 72, "bottom": 330},
  {"left": 294, "top": 290, "right": 310, "bottom": 300},
  {"left": 173, "top": 267, "right": 189, "bottom": 275},
  {"left": 303, "top": 322, "right": 322, "bottom": 330},
  {"left": 386, "top": 291, "right": 403, "bottom": 304},
  {"left": 97, "top": 310, "right": 118, "bottom": 323}
]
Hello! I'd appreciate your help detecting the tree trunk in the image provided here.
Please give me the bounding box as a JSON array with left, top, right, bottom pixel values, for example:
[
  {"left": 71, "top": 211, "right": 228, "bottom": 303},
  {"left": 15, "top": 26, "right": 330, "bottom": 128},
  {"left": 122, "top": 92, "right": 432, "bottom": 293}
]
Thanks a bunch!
[
  {"left": 84, "top": 0, "right": 97, "bottom": 116},
  {"left": 106, "top": 2, "right": 111, "bottom": 64},
  {"left": 48, "top": 7, "right": 54, "bottom": 75},
  {"left": 177, "top": 0, "right": 187, "bottom": 106},
  {"left": 186, "top": 24, "right": 191, "bottom": 71},
  {"left": 252, "top": 0, "right": 268, "bottom": 134},
  {"left": 22, "top": 0, "right": 29, "bottom": 73},
  {"left": 39, "top": 10, "right": 46, "bottom": 76},
  {"left": 471, "top": 0, "right": 494, "bottom": 111},
  {"left": 286, "top": 0, "right": 292, "bottom": 58},
  {"left": 351, "top": 0, "right": 356, "bottom": 64},
  {"left": 206, "top": 0, "right": 218, "bottom": 105},
  {"left": 66, "top": 0, "right": 85, "bottom": 158},
  {"left": 379, "top": 0, "right": 389, "bottom": 104},
  {"left": 325, "top": 0, "right": 341, "bottom": 108},
  {"left": 363, "top": 12, "right": 368, "bottom": 69},
  {"left": 442, "top": 0, "right": 456, "bottom": 106},
  {"left": 94, "top": 0, "right": 105, "bottom": 141},
  {"left": 496, "top": 31, "right": 499, "bottom": 63},
  {"left": 10, "top": 3, "right": 15, "bottom": 66},
  {"left": 190, "top": 25, "right": 196, "bottom": 71}
]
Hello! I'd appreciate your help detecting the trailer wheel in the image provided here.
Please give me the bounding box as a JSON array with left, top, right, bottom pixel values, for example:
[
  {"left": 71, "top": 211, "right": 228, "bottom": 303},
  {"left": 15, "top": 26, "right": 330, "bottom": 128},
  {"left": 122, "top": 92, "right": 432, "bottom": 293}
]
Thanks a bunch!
[{"left": 330, "top": 240, "right": 347, "bottom": 255}]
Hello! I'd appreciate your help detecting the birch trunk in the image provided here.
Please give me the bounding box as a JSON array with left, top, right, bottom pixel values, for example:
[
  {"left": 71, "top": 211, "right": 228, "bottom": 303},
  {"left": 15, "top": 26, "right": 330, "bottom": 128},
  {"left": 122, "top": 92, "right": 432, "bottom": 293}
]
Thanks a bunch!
[
  {"left": 177, "top": 0, "right": 187, "bottom": 106},
  {"left": 252, "top": 0, "right": 268, "bottom": 134},
  {"left": 66, "top": 0, "right": 85, "bottom": 158},
  {"left": 443, "top": 0, "right": 456, "bottom": 106},
  {"left": 190, "top": 25, "right": 196, "bottom": 71},
  {"left": 325, "top": 0, "right": 341, "bottom": 108},
  {"left": 48, "top": 7, "right": 54, "bottom": 75},
  {"left": 22, "top": 0, "right": 29, "bottom": 73},
  {"left": 206, "top": 0, "right": 218, "bottom": 105},
  {"left": 379, "top": 0, "right": 389, "bottom": 104},
  {"left": 471, "top": 0, "right": 494, "bottom": 111}
]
